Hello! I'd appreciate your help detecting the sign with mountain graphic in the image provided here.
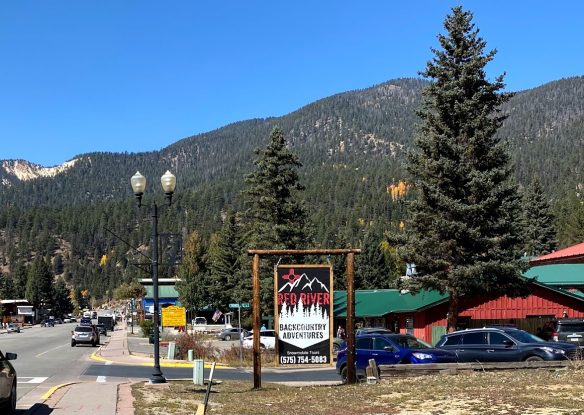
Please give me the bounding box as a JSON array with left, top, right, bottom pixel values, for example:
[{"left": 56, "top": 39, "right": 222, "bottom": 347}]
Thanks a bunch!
[{"left": 275, "top": 265, "right": 333, "bottom": 366}]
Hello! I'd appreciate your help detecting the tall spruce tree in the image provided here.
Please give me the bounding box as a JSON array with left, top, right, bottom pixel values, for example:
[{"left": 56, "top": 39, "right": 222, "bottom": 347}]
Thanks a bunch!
[
  {"left": 355, "top": 228, "right": 392, "bottom": 289},
  {"left": 400, "top": 7, "right": 526, "bottom": 331},
  {"left": 521, "top": 178, "right": 558, "bottom": 257},
  {"left": 176, "top": 230, "right": 209, "bottom": 319},
  {"left": 25, "top": 257, "right": 54, "bottom": 311},
  {"left": 242, "top": 127, "right": 312, "bottom": 310},
  {"left": 207, "top": 212, "right": 247, "bottom": 309},
  {"left": 555, "top": 192, "right": 584, "bottom": 247}
]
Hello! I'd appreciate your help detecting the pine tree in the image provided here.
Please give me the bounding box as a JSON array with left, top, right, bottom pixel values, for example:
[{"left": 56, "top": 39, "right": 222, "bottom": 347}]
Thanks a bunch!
[
  {"left": 52, "top": 278, "right": 73, "bottom": 317},
  {"left": 25, "top": 257, "right": 54, "bottom": 310},
  {"left": 207, "top": 212, "right": 247, "bottom": 309},
  {"left": 12, "top": 261, "right": 28, "bottom": 299},
  {"left": 241, "top": 127, "right": 312, "bottom": 310},
  {"left": 242, "top": 127, "right": 311, "bottom": 250},
  {"left": 400, "top": 7, "right": 527, "bottom": 331},
  {"left": 521, "top": 178, "right": 558, "bottom": 257},
  {"left": 555, "top": 191, "right": 584, "bottom": 247},
  {"left": 355, "top": 228, "right": 392, "bottom": 289},
  {"left": 176, "top": 230, "right": 209, "bottom": 317}
]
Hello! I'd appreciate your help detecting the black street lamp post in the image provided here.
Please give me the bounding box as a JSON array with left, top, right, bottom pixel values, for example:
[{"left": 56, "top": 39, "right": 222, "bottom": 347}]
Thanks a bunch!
[{"left": 131, "top": 170, "right": 176, "bottom": 384}]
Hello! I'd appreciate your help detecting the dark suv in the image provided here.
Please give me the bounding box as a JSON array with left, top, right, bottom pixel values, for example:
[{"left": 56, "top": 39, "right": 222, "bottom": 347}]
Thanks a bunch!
[
  {"left": 550, "top": 319, "right": 584, "bottom": 347},
  {"left": 435, "top": 327, "right": 579, "bottom": 362}
]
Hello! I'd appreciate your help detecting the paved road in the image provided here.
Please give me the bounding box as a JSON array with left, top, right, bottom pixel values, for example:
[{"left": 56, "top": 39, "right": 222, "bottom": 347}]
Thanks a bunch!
[
  {"left": 81, "top": 361, "right": 340, "bottom": 383},
  {"left": 2, "top": 323, "right": 98, "bottom": 409},
  {"left": 4, "top": 319, "right": 341, "bottom": 414}
]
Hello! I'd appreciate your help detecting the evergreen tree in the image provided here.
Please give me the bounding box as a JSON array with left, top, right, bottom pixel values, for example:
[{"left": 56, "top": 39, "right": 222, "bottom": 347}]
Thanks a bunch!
[
  {"left": 355, "top": 228, "right": 392, "bottom": 289},
  {"left": 52, "top": 278, "right": 73, "bottom": 317},
  {"left": 25, "top": 257, "right": 54, "bottom": 310},
  {"left": 12, "top": 261, "right": 28, "bottom": 299},
  {"left": 521, "top": 178, "right": 558, "bottom": 257},
  {"left": 242, "top": 127, "right": 311, "bottom": 250},
  {"left": 207, "top": 212, "right": 247, "bottom": 309},
  {"left": 399, "top": 7, "right": 526, "bottom": 332},
  {"left": 555, "top": 191, "right": 584, "bottom": 247},
  {"left": 176, "top": 230, "right": 209, "bottom": 318},
  {"left": 241, "top": 127, "right": 312, "bottom": 310},
  {"left": 0, "top": 271, "right": 17, "bottom": 299}
]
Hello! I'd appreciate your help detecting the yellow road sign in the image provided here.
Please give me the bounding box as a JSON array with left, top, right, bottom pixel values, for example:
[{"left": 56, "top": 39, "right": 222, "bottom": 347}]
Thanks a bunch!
[{"left": 162, "top": 305, "right": 186, "bottom": 327}]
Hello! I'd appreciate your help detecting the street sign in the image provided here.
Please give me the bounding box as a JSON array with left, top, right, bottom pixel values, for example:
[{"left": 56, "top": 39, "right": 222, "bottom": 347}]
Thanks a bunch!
[
  {"left": 229, "top": 303, "right": 250, "bottom": 309},
  {"left": 162, "top": 305, "right": 186, "bottom": 327}
]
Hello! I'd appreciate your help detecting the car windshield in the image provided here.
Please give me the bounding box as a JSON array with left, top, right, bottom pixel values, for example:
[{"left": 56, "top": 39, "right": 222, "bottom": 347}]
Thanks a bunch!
[
  {"left": 506, "top": 330, "right": 544, "bottom": 343},
  {"left": 75, "top": 326, "right": 93, "bottom": 332},
  {"left": 558, "top": 323, "right": 584, "bottom": 332},
  {"left": 393, "top": 335, "right": 432, "bottom": 349}
]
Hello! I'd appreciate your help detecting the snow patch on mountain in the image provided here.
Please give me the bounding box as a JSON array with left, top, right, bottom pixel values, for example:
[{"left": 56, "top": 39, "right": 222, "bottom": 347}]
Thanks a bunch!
[{"left": 2, "top": 159, "right": 79, "bottom": 182}]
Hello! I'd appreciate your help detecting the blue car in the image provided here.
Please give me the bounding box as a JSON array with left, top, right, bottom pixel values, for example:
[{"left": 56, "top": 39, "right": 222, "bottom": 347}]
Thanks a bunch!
[{"left": 336, "top": 333, "right": 457, "bottom": 382}]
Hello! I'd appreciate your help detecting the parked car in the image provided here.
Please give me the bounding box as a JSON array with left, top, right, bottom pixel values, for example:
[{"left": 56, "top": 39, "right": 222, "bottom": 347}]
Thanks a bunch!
[
  {"left": 41, "top": 319, "right": 54, "bottom": 327},
  {"left": 216, "top": 327, "right": 249, "bottom": 341},
  {"left": 0, "top": 349, "right": 17, "bottom": 414},
  {"left": 333, "top": 337, "right": 344, "bottom": 354},
  {"left": 435, "top": 327, "right": 580, "bottom": 362},
  {"left": 71, "top": 325, "right": 99, "bottom": 347},
  {"left": 242, "top": 330, "right": 276, "bottom": 350},
  {"left": 6, "top": 324, "right": 20, "bottom": 333},
  {"left": 194, "top": 317, "right": 207, "bottom": 325},
  {"left": 96, "top": 323, "right": 107, "bottom": 336},
  {"left": 336, "top": 333, "right": 456, "bottom": 382},
  {"left": 79, "top": 317, "right": 92, "bottom": 326},
  {"left": 333, "top": 328, "right": 394, "bottom": 354},
  {"left": 549, "top": 319, "right": 584, "bottom": 347},
  {"left": 356, "top": 327, "right": 394, "bottom": 336}
]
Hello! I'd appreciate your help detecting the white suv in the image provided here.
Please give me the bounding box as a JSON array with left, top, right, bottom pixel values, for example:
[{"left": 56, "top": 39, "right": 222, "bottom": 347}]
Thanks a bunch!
[{"left": 242, "top": 330, "right": 276, "bottom": 350}]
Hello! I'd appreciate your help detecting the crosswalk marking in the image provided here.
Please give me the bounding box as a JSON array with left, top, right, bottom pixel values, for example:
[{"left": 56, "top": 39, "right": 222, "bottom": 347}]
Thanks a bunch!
[{"left": 18, "top": 377, "right": 48, "bottom": 384}]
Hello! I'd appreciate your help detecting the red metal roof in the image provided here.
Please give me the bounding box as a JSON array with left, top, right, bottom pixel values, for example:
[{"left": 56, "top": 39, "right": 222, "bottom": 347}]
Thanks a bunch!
[{"left": 530, "top": 242, "right": 584, "bottom": 265}]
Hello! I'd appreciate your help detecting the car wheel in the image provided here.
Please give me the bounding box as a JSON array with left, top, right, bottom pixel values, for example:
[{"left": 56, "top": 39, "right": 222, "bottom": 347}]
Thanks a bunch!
[
  {"left": 260, "top": 343, "right": 266, "bottom": 350},
  {"left": 525, "top": 356, "right": 544, "bottom": 362},
  {"left": 71, "top": 340, "right": 76, "bottom": 347},
  {"left": 225, "top": 334, "right": 231, "bottom": 341},
  {"left": 340, "top": 366, "right": 348, "bottom": 384},
  {"left": 2, "top": 381, "right": 17, "bottom": 415}
]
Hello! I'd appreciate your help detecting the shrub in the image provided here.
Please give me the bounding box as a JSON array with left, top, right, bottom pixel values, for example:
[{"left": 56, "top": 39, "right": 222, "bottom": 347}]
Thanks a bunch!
[
  {"left": 140, "top": 319, "right": 154, "bottom": 338},
  {"left": 218, "top": 344, "right": 275, "bottom": 367},
  {"left": 175, "top": 332, "right": 218, "bottom": 360}
]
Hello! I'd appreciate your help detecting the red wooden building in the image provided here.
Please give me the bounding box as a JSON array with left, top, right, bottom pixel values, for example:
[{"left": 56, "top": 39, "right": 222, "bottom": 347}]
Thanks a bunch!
[{"left": 335, "top": 241, "right": 584, "bottom": 344}]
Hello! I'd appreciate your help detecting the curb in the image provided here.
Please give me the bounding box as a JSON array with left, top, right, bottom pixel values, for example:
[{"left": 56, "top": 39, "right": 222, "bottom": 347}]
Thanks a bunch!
[
  {"left": 41, "top": 382, "right": 77, "bottom": 400},
  {"left": 91, "top": 351, "right": 230, "bottom": 369}
]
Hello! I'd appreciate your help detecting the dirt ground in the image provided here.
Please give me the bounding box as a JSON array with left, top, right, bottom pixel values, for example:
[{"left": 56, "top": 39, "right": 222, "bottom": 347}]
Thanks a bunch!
[{"left": 131, "top": 366, "right": 584, "bottom": 415}]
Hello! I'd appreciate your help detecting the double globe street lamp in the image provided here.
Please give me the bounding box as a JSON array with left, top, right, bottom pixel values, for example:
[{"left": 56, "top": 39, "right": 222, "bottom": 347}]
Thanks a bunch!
[{"left": 130, "top": 170, "right": 177, "bottom": 384}]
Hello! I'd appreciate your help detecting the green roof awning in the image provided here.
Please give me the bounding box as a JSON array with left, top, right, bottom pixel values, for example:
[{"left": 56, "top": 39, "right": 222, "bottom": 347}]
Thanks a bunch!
[
  {"left": 333, "top": 289, "right": 448, "bottom": 318},
  {"left": 525, "top": 264, "right": 584, "bottom": 286},
  {"left": 145, "top": 285, "right": 179, "bottom": 299}
]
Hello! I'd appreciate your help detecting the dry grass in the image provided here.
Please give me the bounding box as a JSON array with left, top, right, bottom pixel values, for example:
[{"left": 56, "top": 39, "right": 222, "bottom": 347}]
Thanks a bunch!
[{"left": 131, "top": 367, "right": 584, "bottom": 415}]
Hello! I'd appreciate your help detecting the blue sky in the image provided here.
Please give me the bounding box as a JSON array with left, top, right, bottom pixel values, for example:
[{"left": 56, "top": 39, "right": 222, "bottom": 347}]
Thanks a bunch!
[{"left": 1, "top": 1, "right": 582, "bottom": 167}]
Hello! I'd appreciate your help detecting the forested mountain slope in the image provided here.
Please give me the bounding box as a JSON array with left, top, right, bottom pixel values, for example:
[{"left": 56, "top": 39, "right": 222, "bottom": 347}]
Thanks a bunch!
[{"left": 0, "top": 76, "right": 583, "bottom": 299}]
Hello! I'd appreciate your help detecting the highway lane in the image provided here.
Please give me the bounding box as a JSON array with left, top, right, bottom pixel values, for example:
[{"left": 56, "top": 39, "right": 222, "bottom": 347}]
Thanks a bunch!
[
  {"left": 1, "top": 322, "right": 101, "bottom": 405},
  {"left": 3, "top": 320, "right": 340, "bottom": 411}
]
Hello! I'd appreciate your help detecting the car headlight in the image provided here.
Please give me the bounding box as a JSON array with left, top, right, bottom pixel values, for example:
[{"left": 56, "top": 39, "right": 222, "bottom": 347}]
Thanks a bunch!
[
  {"left": 541, "top": 347, "right": 566, "bottom": 354},
  {"left": 412, "top": 352, "right": 433, "bottom": 360}
]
